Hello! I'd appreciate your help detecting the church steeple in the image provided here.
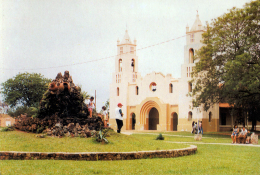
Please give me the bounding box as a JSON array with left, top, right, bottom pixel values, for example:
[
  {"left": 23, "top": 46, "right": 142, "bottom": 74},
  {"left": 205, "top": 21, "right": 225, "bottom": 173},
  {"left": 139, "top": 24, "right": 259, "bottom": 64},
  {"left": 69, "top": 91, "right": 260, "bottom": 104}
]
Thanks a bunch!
[
  {"left": 182, "top": 12, "right": 205, "bottom": 74},
  {"left": 190, "top": 12, "right": 203, "bottom": 32},
  {"left": 115, "top": 30, "right": 138, "bottom": 75},
  {"left": 121, "top": 30, "right": 132, "bottom": 44}
]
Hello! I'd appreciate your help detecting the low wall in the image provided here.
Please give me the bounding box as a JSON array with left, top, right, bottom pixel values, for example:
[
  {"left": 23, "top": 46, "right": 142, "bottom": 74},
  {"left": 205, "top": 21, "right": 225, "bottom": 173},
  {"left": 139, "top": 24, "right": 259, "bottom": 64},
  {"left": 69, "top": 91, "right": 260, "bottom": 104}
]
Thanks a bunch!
[{"left": 0, "top": 145, "right": 197, "bottom": 161}]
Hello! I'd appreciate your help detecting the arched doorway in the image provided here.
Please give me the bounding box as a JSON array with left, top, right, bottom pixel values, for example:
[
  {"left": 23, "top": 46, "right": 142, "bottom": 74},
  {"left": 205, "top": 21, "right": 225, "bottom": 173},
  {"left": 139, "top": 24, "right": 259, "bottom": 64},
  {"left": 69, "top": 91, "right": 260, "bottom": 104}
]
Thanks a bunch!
[
  {"left": 140, "top": 99, "right": 161, "bottom": 130},
  {"left": 132, "top": 113, "right": 136, "bottom": 130},
  {"left": 149, "top": 107, "right": 159, "bottom": 130},
  {"left": 188, "top": 111, "right": 192, "bottom": 121},
  {"left": 172, "top": 113, "right": 178, "bottom": 131}
]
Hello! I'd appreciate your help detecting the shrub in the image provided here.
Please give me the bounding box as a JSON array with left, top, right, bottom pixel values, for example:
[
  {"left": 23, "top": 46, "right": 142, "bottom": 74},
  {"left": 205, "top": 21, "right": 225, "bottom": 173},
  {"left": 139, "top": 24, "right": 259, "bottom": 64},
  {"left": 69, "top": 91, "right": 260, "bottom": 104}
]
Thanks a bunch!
[
  {"left": 36, "top": 126, "right": 45, "bottom": 133},
  {"left": 92, "top": 129, "right": 109, "bottom": 143},
  {"left": 156, "top": 133, "right": 164, "bottom": 140},
  {"left": 1, "top": 126, "right": 15, "bottom": 132},
  {"left": 35, "top": 133, "right": 47, "bottom": 138}
]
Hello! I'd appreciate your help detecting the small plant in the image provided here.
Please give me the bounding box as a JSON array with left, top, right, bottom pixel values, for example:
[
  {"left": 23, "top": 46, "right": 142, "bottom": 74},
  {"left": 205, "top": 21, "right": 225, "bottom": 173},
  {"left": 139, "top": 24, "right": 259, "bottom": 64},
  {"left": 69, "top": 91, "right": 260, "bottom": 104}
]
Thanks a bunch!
[
  {"left": 156, "top": 133, "right": 164, "bottom": 140},
  {"left": 35, "top": 133, "right": 47, "bottom": 138},
  {"left": 1, "top": 126, "right": 15, "bottom": 132},
  {"left": 92, "top": 129, "right": 109, "bottom": 143},
  {"left": 36, "top": 126, "right": 45, "bottom": 133}
]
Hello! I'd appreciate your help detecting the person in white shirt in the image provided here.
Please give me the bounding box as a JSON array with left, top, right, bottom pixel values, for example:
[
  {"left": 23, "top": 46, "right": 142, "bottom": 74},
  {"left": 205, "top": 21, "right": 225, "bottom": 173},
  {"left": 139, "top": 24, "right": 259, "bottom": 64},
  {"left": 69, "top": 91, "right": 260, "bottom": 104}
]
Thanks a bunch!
[
  {"left": 238, "top": 126, "right": 247, "bottom": 143},
  {"left": 115, "top": 103, "right": 123, "bottom": 133},
  {"left": 102, "top": 106, "right": 108, "bottom": 127},
  {"left": 88, "top": 96, "right": 95, "bottom": 118},
  {"left": 238, "top": 126, "right": 247, "bottom": 142}
]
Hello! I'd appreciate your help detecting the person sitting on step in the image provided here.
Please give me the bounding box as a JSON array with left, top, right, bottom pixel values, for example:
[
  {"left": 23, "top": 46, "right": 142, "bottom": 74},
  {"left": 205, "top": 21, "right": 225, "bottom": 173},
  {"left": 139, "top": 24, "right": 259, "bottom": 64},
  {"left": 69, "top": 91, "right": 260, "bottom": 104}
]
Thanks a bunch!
[{"left": 231, "top": 124, "right": 239, "bottom": 144}]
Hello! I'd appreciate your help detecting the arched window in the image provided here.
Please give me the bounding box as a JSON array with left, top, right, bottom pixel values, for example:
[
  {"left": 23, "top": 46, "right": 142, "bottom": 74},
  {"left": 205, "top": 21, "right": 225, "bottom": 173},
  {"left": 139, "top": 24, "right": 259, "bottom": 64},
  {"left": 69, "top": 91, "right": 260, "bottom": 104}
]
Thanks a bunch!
[
  {"left": 169, "top": 83, "right": 173, "bottom": 93},
  {"left": 188, "top": 82, "right": 192, "bottom": 92},
  {"left": 188, "top": 111, "right": 192, "bottom": 121},
  {"left": 119, "top": 59, "right": 122, "bottom": 72},
  {"left": 136, "top": 86, "right": 139, "bottom": 95},
  {"left": 117, "top": 87, "right": 119, "bottom": 96},
  {"left": 209, "top": 112, "right": 212, "bottom": 122},
  {"left": 189, "top": 48, "right": 194, "bottom": 63},
  {"left": 131, "top": 59, "right": 135, "bottom": 72}
]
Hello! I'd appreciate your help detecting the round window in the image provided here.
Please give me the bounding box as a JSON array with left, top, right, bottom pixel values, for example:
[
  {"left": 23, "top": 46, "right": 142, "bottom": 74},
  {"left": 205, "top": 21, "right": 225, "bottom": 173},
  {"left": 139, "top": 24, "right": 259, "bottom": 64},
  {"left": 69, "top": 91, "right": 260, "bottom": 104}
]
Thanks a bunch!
[{"left": 149, "top": 82, "right": 157, "bottom": 92}]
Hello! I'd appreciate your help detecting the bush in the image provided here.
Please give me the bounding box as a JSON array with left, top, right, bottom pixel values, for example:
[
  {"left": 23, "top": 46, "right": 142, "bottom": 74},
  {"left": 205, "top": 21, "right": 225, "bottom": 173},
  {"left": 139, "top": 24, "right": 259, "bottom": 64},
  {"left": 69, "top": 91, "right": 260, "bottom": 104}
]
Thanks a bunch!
[
  {"left": 36, "top": 126, "right": 45, "bottom": 133},
  {"left": 156, "top": 133, "right": 164, "bottom": 140},
  {"left": 1, "top": 126, "right": 15, "bottom": 132},
  {"left": 92, "top": 129, "right": 109, "bottom": 143}
]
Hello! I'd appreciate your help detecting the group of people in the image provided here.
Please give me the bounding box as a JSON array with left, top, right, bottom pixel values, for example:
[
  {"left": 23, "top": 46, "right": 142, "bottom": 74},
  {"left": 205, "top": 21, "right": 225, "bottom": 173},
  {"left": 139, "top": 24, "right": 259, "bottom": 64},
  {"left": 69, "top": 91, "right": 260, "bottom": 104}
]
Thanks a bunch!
[
  {"left": 191, "top": 121, "right": 203, "bottom": 134},
  {"left": 231, "top": 125, "right": 252, "bottom": 144},
  {"left": 87, "top": 96, "right": 109, "bottom": 128},
  {"left": 87, "top": 96, "right": 124, "bottom": 133}
]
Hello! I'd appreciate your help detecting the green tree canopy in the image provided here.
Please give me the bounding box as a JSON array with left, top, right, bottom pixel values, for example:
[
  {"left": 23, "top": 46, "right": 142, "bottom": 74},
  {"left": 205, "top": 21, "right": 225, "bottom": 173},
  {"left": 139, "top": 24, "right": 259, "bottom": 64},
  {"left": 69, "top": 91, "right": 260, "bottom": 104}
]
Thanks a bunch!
[
  {"left": 1, "top": 72, "right": 52, "bottom": 108},
  {"left": 191, "top": 0, "right": 260, "bottom": 129},
  {"left": 81, "top": 90, "right": 90, "bottom": 101}
]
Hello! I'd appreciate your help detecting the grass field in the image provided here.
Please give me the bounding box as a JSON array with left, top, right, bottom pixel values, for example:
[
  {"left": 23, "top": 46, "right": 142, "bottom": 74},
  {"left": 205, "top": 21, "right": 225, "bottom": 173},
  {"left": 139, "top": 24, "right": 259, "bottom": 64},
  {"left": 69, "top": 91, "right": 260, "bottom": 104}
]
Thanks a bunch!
[
  {"left": 1, "top": 131, "right": 260, "bottom": 175},
  {"left": 0, "top": 130, "right": 186, "bottom": 152}
]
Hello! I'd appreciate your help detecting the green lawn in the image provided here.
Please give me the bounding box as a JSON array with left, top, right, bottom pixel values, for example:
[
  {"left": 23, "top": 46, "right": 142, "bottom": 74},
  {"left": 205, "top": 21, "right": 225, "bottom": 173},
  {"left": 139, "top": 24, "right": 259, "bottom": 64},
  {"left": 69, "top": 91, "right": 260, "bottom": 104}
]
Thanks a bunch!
[
  {"left": 1, "top": 131, "right": 260, "bottom": 175},
  {"left": 0, "top": 131, "right": 186, "bottom": 152}
]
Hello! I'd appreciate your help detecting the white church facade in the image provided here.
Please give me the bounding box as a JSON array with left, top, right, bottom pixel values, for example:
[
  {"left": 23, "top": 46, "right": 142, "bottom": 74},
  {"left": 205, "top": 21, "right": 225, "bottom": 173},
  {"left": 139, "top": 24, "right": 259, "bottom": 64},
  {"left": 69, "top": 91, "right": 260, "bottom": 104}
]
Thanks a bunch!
[{"left": 109, "top": 14, "right": 257, "bottom": 132}]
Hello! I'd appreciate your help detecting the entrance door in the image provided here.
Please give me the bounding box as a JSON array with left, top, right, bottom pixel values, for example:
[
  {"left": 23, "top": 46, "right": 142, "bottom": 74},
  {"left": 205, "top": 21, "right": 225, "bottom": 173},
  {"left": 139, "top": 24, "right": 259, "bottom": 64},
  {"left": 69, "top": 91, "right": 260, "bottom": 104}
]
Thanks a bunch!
[
  {"left": 6, "top": 121, "right": 11, "bottom": 126},
  {"left": 149, "top": 107, "right": 159, "bottom": 130},
  {"left": 173, "top": 113, "right": 178, "bottom": 131},
  {"left": 132, "top": 113, "right": 136, "bottom": 130}
]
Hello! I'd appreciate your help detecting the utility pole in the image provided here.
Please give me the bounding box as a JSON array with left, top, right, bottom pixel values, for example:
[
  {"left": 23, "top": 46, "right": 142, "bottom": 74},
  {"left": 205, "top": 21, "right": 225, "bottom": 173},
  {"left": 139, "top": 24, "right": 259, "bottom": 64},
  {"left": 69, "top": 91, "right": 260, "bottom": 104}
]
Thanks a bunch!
[{"left": 95, "top": 90, "right": 96, "bottom": 110}]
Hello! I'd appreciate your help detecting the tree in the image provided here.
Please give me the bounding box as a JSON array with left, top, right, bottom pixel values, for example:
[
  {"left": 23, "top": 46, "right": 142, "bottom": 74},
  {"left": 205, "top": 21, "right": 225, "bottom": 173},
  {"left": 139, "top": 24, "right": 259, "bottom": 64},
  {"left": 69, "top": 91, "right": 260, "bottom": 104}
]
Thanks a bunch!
[
  {"left": 8, "top": 106, "right": 38, "bottom": 118},
  {"left": 1, "top": 72, "right": 52, "bottom": 108},
  {"left": 81, "top": 90, "right": 90, "bottom": 102},
  {"left": 191, "top": 0, "right": 260, "bottom": 130},
  {"left": 105, "top": 99, "right": 109, "bottom": 110}
]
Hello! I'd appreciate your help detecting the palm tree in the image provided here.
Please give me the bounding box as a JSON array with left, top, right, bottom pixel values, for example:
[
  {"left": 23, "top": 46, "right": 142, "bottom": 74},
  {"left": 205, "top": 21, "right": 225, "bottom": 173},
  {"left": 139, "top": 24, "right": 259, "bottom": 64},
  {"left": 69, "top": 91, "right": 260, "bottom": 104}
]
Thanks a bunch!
[{"left": 81, "top": 91, "right": 90, "bottom": 103}]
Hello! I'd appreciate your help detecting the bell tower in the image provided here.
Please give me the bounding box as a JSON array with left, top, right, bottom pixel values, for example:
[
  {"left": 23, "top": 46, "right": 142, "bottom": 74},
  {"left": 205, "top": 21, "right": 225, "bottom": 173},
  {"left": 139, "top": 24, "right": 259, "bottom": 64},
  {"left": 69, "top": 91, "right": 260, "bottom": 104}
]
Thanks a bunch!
[
  {"left": 110, "top": 30, "right": 140, "bottom": 131},
  {"left": 115, "top": 30, "right": 138, "bottom": 77},
  {"left": 178, "top": 12, "right": 206, "bottom": 131},
  {"left": 182, "top": 12, "right": 205, "bottom": 79}
]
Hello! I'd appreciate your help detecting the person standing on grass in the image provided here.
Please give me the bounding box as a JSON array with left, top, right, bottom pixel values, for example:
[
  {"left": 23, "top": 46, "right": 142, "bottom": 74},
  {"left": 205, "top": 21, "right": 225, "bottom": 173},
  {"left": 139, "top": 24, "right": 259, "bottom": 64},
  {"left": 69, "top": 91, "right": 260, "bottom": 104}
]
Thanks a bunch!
[
  {"left": 102, "top": 106, "right": 108, "bottom": 127},
  {"left": 191, "top": 121, "right": 195, "bottom": 133},
  {"left": 88, "top": 96, "right": 95, "bottom": 118},
  {"left": 198, "top": 121, "right": 203, "bottom": 134},
  {"left": 231, "top": 124, "right": 239, "bottom": 144},
  {"left": 194, "top": 122, "right": 197, "bottom": 134},
  {"left": 115, "top": 103, "right": 124, "bottom": 133}
]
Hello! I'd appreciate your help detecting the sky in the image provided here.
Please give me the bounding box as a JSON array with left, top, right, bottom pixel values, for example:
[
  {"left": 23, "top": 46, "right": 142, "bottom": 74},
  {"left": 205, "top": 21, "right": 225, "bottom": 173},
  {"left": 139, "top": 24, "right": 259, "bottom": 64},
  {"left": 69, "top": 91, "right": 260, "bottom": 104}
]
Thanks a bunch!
[{"left": 0, "top": 0, "right": 251, "bottom": 111}]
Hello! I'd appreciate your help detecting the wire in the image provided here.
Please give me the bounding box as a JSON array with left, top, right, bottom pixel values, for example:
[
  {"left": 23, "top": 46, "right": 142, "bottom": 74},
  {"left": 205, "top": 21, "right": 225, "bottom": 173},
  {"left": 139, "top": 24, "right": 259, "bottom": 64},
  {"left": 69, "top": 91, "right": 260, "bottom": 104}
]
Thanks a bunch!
[{"left": 1, "top": 34, "right": 188, "bottom": 71}]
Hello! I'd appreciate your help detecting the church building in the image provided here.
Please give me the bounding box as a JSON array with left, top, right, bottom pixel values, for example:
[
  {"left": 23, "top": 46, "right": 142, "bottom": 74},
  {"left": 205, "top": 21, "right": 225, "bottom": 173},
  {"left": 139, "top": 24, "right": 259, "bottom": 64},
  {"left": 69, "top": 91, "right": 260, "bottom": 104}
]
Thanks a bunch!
[{"left": 109, "top": 14, "right": 257, "bottom": 132}]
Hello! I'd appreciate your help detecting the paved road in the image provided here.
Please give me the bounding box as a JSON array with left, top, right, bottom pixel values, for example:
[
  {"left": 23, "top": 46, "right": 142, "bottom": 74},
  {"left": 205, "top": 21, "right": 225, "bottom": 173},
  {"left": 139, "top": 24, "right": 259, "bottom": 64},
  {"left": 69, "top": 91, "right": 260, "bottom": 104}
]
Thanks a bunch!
[
  {"left": 166, "top": 141, "right": 260, "bottom": 147},
  {"left": 121, "top": 132, "right": 260, "bottom": 147}
]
